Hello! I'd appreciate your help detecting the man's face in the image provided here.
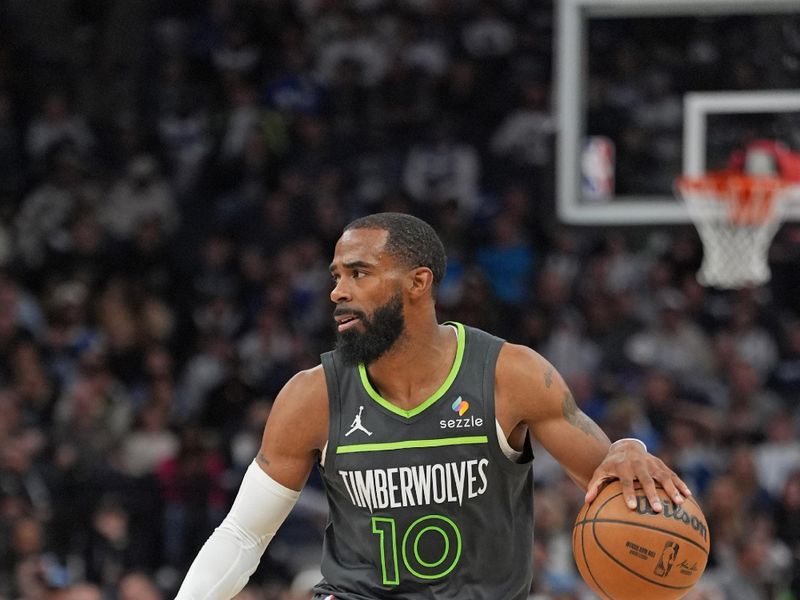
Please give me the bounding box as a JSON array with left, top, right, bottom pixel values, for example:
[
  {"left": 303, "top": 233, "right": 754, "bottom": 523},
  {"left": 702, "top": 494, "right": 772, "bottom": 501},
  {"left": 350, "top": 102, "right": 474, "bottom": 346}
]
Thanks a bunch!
[{"left": 329, "top": 228, "right": 407, "bottom": 365}]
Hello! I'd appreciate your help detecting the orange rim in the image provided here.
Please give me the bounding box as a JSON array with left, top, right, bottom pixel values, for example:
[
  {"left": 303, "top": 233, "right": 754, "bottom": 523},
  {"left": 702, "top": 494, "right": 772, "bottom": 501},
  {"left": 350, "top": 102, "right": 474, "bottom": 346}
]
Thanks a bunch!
[{"left": 677, "top": 173, "right": 787, "bottom": 226}]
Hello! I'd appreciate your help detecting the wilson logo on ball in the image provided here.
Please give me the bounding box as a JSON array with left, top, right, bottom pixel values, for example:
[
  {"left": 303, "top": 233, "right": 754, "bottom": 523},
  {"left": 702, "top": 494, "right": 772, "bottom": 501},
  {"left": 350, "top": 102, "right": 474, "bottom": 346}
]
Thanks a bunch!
[{"left": 635, "top": 496, "right": 708, "bottom": 542}]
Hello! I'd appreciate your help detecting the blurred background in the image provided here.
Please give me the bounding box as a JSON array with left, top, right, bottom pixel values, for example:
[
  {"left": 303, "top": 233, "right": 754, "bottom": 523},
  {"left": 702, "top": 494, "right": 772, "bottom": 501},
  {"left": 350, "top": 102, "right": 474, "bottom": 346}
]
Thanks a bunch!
[{"left": 0, "top": 1, "right": 799, "bottom": 599}]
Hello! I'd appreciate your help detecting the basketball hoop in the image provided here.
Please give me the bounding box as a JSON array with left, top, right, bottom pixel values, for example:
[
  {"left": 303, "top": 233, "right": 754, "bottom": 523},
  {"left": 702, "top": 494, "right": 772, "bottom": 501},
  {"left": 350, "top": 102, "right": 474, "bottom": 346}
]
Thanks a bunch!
[{"left": 675, "top": 173, "right": 789, "bottom": 289}]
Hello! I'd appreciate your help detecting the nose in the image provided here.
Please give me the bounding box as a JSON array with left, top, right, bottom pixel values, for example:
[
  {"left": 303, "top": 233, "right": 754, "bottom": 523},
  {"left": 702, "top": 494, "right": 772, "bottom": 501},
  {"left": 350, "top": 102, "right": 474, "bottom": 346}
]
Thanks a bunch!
[{"left": 330, "top": 278, "right": 351, "bottom": 304}]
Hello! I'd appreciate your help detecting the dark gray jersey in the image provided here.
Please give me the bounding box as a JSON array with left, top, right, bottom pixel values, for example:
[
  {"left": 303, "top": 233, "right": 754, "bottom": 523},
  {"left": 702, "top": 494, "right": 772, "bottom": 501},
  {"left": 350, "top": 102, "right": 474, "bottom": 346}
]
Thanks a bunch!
[{"left": 313, "top": 323, "right": 534, "bottom": 600}]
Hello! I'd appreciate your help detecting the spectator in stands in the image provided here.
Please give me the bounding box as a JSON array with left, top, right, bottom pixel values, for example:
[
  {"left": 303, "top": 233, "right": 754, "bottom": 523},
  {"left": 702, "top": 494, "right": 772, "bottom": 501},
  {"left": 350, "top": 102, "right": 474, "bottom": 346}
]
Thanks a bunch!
[
  {"left": 774, "top": 470, "right": 800, "bottom": 596},
  {"left": 52, "top": 352, "right": 132, "bottom": 473},
  {"left": 720, "top": 359, "right": 782, "bottom": 443},
  {"left": 117, "top": 571, "right": 163, "bottom": 600},
  {"left": 753, "top": 410, "right": 800, "bottom": 499},
  {"left": 489, "top": 80, "right": 555, "bottom": 197},
  {"left": 727, "top": 296, "right": 779, "bottom": 383},
  {"left": 66, "top": 582, "right": 103, "bottom": 600},
  {"left": 83, "top": 496, "right": 142, "bottom": 592},
  {"left": 14, "top": 147, "right": 101, "bottom": 272},
  {"left": 156, "top": 425, "right": 228, "bottom": 571},
  {"left": 25, "top": 91, "right": 94, "bottom": 164},
  {"left": 402, "top": 121, "right": 481, "bottom": 217},
  {"left": 625, "top": 288, "right": 715, "bottom": 378},
  {"left": 121, "top": 403, "right": 179, "bottom": 479},
  {"left": 103, "top": 155, "right": 179, "bottom": 241}
]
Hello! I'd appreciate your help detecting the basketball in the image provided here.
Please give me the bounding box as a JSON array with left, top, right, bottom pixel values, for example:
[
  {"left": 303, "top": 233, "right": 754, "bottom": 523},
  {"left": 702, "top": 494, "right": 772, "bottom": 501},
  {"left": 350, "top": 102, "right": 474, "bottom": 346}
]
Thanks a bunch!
[{"left": 572, "top": 480, "right": 710, "bottom": 600}]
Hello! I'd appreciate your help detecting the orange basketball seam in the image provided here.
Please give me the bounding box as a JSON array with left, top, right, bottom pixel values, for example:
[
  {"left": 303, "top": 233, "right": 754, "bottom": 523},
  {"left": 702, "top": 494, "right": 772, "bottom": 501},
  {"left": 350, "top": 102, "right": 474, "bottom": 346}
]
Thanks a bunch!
[
  {"left": 579, "top": 490, "right": 624, "bottom": 599},
  {"left": 574, "top": 519, "right": 709, "bottom": 555},
  {"left": 576, "top": 520, "right": 615, "bottom": 600}
]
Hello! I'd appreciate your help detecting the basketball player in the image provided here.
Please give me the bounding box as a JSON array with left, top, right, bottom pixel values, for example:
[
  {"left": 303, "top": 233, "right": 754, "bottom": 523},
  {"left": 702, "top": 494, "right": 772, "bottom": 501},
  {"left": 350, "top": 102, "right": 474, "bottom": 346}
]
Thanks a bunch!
[{"left": 175, "top": 213, "right": 691, "bottom": 600}]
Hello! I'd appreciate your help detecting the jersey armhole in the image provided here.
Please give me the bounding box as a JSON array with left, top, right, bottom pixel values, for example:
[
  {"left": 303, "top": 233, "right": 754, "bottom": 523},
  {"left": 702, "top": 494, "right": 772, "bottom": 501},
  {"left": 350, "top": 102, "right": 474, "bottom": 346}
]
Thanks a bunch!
[{"left": 496, "top": 419, "right": 523, "bottom": 462}]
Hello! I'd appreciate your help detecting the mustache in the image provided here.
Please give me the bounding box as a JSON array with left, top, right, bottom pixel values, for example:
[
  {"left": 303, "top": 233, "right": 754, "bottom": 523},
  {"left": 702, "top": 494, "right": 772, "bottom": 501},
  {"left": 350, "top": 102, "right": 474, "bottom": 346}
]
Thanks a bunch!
[{"left": 333, "top": 307, "right": 367, "bottom": 320}]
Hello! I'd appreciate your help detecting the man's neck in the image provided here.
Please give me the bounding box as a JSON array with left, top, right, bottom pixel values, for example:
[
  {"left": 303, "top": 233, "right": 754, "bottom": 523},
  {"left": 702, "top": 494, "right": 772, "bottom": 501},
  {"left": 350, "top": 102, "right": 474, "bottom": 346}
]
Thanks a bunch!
[{"left": 364, "top": 322, "right": 457, "bottom": 411}]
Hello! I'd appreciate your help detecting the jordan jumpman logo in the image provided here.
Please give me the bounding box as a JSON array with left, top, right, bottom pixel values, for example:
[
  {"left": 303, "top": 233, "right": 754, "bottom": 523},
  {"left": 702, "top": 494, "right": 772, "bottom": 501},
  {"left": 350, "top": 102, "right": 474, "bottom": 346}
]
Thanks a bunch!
[{"left": 345, "top": 405, "right": 373, "bottom": 437}]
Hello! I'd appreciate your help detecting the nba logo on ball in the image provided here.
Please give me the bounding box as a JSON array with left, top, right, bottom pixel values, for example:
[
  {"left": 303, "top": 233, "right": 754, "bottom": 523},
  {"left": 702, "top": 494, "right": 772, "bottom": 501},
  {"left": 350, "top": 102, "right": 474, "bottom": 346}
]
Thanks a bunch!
[
  {"left": 573, "top": 481, "right": 710, "bottom": 600},
  {"left": 654, "top": 541, "right": 679, "bottom": 577}
]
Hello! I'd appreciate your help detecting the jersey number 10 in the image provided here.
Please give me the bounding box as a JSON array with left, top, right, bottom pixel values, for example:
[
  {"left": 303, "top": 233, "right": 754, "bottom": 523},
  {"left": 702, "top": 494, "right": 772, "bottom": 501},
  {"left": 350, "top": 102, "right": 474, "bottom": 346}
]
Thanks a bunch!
[{"left": 370, "top": 515, "right": 463, "bottom": 585}]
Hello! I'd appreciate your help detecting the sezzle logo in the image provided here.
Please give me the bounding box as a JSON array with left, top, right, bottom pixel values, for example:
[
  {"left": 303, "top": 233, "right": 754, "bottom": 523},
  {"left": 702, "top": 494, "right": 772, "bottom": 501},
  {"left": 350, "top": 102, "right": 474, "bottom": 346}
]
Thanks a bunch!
[
  {"left": 440, "top": 396, "right": 483, "bottom": 429},
  {"left": 452, "top": 396, "right": 469, "bottom": 416}
]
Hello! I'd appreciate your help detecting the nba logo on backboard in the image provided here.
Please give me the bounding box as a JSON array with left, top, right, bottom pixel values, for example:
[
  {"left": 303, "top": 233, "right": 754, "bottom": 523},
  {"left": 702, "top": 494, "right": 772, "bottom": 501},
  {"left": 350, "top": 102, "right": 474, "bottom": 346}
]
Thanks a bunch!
[{"left": 581, "top": 136, "right": 615, "bottom": 202}]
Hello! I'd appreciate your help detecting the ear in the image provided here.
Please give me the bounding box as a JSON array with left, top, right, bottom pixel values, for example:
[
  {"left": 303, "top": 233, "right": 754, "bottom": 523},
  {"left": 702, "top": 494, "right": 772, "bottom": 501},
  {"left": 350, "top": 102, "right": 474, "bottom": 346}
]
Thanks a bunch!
[{"left": 407, "top": 267, "right": 435, "bottom": 300}]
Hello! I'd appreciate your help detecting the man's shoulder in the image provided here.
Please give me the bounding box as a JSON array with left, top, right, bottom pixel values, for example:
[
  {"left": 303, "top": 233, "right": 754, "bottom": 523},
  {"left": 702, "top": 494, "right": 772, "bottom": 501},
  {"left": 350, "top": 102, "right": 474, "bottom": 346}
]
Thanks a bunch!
[
  {"left": 497, "top": 341, "right": 545, "bottom": 374},
  {"left": 495, "top": 341, "right": 560, "bottom": 405},
  {"left": 280, "top": 364, "right": 329, "bottom": 408},
  {"left": 289, "top": 362, "right": 327, "bottom": 385},
  {"left": 495, "top": 342, "right": 569, "bottom": 424},
  {"left": 270, "top": 365, "right": 330, "bottom": 451}
]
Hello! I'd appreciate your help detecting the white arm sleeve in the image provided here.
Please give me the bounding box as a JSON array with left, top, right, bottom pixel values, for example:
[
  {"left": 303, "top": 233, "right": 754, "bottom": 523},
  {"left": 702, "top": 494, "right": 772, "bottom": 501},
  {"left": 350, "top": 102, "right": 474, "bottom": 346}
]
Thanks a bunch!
[{"left": 174, "top": 460, "right": 300, "bottom": 600}]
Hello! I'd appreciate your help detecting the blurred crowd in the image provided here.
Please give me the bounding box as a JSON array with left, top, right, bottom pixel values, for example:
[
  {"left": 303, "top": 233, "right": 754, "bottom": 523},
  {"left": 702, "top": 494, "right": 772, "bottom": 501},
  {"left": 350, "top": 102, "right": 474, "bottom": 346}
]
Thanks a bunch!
[{"left": 0, "top": 1, "right": 799, "bottom": 599}]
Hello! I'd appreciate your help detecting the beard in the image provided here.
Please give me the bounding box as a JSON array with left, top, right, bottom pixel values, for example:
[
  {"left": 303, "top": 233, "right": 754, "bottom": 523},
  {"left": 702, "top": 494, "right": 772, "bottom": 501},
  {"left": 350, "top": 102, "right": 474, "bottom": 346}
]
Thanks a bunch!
[{"left": 335, "top": 292, "right": 405, "bottom": 366}]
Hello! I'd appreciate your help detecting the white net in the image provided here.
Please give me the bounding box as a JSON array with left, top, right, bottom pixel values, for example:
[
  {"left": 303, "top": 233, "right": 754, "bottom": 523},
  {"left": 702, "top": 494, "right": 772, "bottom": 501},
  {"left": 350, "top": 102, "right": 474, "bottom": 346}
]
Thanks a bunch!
[{"left": 677, "top": 175, "right": 788, "bottom": 289}]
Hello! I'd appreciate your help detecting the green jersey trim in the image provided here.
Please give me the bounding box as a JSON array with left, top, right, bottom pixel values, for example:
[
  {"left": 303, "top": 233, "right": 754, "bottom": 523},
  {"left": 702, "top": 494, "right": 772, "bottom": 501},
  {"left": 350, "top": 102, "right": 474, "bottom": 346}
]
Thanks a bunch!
[
  {"left": 357, "top": 322, "right": 466, "bottom": 418},
  {"left": 336, "top": 435, "right": 488, "bottom": 454}
]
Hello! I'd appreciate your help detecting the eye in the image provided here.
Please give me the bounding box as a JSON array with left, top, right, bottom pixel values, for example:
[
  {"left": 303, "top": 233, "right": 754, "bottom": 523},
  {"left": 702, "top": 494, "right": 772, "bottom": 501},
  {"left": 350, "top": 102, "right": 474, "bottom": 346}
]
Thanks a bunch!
[{"left": 352, "top": 270, "right": 365, "bottom": 279}]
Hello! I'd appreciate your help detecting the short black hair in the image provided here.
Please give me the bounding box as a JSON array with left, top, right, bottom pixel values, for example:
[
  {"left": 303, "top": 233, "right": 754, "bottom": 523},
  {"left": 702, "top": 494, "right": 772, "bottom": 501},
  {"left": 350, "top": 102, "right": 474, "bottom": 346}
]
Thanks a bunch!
[{"left": 344, "top": 212, "right": 447, "bottom": 290}]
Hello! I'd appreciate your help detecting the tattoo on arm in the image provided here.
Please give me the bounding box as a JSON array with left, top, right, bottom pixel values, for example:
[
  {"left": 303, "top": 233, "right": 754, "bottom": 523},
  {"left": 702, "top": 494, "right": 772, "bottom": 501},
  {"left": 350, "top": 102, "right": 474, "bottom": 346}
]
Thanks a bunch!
[
  {"left": 544, "top": 367, "right": 553, "bottom": 388},
  {"left": 561, "top": 391, "right": 605, "bottom": 442},
  {"left": 256, "top": 452, "right": 271, "bottom": 467}
]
